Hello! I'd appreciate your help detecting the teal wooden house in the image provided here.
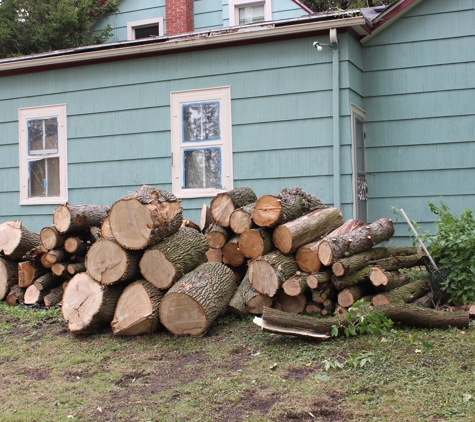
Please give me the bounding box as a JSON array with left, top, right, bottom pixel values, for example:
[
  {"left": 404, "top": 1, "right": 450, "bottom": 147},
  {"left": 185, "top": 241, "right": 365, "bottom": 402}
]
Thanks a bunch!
[{"left": 0, "top": 0, "right": 473, "bottom": 244}]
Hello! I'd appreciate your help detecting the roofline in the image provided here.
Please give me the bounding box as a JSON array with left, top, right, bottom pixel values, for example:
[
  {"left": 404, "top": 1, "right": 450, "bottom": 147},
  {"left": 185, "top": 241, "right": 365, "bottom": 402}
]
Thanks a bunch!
[
  {"left": 290, "top": 0, "right": 313, "bottom": 14},
  {"left": 0, "top": 15, "right": 366, "bottom": 76}
]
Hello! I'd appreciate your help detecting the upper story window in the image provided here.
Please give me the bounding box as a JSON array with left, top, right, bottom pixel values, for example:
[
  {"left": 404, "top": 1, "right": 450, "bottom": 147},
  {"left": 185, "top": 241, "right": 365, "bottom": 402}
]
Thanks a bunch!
[
  {"left": 228, "top": 0, "right": 272, "bottom": 26},
  {"left": 171, "top": 87, "right": 233, "bottom": 198},
  {"left": 127, "top": 17, "right": 164, "bottom": 40},
  {"left": 18, "top": 104, "right": 68, "bottom": 205}
]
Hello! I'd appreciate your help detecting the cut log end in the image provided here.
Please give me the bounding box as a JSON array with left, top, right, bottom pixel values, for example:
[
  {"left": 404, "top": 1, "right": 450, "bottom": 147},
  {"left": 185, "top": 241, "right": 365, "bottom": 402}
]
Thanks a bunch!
[
  {"left": 210, "top": 195, "right": 235, "bottom": 228},
  {"left": 317, "top": 241, "right": 333, "bottom": 266},
  {"left": 139, "top": 249, "right": 176, "bottom": 289},
  {"left": 251, "top": 196, "right": 282, "bottom": 227}
]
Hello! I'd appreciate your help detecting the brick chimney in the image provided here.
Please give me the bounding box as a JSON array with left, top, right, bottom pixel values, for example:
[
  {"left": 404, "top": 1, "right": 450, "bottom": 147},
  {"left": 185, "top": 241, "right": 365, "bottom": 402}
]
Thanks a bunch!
[{"left": 166, "top": 0, "right": 194, "bottom": 35}]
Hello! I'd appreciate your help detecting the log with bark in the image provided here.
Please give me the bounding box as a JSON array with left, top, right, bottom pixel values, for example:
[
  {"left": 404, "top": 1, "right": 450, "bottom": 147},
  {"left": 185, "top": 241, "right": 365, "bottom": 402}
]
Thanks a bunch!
[
  {"left": 282, "top": 272, "right": 309, "bottom": 297},
  {"left": 273, "top": 207, "right": 343, "bottom": 254},
  {"left": 332, "top": 246, "right": 419, "bottom": 277},
  {"left": 229, "top": 274, "right": 273, "bottom": 316},
  {"left": 62, "top": 272, "right": 123, "bottom": 334},
  {"left": 204, "top": 223, "right": 229, "bottom": 249},
  {"left": 64, "top": 237, "right": 88, "bottom": 255},
  {"left": 51, "top": 262, "right": 72, "bottom": 278},
  {"left": 18, "top": 261, "right": 49, "bottom": 288},
  {"left": 248, "top": 251, "right": 299, "bottom": 297},
  {"left": 337, "top": 284, "right": 375, "bottom": 308},
  {"left": 43, "top": 248, "right": 70, "bottom": 266},
  {"left": 222, "top": 235, "right": 246, "bottom": 268},
  {"left": 318, "top": 218, "right": 395, "bottom": 266},
  {"left": 306, "top": 271, "right": 332, "bottom": 289},
  {"left": 205, "top": 248, "right": 222, "bottom": 263},
  {"left": 372, "top": 279, "right": 430, "bottom": 306},
  {"left": 238, "top": 228, "right": 273, "bottom": 260},
  {"left": 0, "top": 221, "right": 40, "bottom": 260},
  {"left": 296, "top": 219, "right": 364, "bottom": 273},
  {"left": 370, "top": 269, "right": 410, "bottom": 291},
  {"left": 159, "top": 262, "right": 236, "bottom": 336},
  {"left": 33, "top": 272, "right": 64, "bottom": 291},
  {"left": 252, "top": 187, "right": 326, "bottom": 228},
  {"left": 85, "top": 239, "right": 142, "bottom": 285},
  {"left": 332, "top": 266, "right": 372, "bottom": 291},
  {"left": 275, "top": 289, "right": 306, "bottom": 314},
  {"left": 44, "top": 285, "right": 65, "bottom": 308},
  {"left": 53, "top": 203, "right": 110, "bottom": 234},
  {"left": 24, "top": 284, "right": 49, "bottom": 305},
  {"left": 229, "top": 202, "right": 255, "bottom": 234},
  {"left": 40, "top": 226, "right": 68, "bottom": 250},
  {"left": 0, "top": 257, "right": 20, "bottom": 300},
  {"left": 109, "top": 185, "right": 183, "bottom": 250},
  {"left": 67, "top": 262, "right": 86, "bottom": 276},
  {"left": 210, "top": 187, "right": 257, "bottom": 228},
  {"left": 228, "top": 277, "right": 249, "bottom": 316},
  {"left": 6, "top": 285, "right": 24, "bottom": 306},
  {"left": 139, "top": 227, "right": 209, "bottom": 290},
  {"left": 111, "top": 280, "right": 165, "bottom": 336}
]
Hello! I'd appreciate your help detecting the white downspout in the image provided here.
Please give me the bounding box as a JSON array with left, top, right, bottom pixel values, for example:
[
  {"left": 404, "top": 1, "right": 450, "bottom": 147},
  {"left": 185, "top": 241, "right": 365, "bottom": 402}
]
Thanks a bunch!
[{"left": 330, "top": 28, "right": 340, "bottom": 210}]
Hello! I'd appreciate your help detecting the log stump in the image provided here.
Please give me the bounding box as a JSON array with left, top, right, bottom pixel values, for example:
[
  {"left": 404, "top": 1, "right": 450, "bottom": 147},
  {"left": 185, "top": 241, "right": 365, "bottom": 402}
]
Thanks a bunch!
[
  {"left": 238, "top": 228, "right": 273, "bottom": 260},
  {"left": 210, "top": 187, "right": 257, "bottom": 228},
  {"left": 53, "top": 204, "right": 110, "bottom": 234},
  {"left": 229, "top": 202, "right": 255, "bottom": 234},
  {"left": 0, "top": 221, "right": 40, "bottom": 261}
]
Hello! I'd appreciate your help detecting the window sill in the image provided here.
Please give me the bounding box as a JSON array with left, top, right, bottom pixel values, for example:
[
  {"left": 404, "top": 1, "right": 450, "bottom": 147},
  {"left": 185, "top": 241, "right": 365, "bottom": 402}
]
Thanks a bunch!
[{"left": 20, "top": 197, "right": 68, "bottom": 206}]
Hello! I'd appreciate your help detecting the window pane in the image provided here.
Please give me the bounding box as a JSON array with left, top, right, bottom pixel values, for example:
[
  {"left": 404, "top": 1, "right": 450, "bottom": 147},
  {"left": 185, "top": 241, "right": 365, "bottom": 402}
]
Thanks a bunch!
[
  {"left": 28, "top": 157, "right": 60, "bottom": 197},
  {"left": 28, "top": 120, "right": 44, "bottom": 152},
  {"left": 28, "top": 117, "right": 58, "bottom": 154},
  {"left": 45, "top": 118, "right": 58, "bottom": 150},
  {"left": 183, "top": 102, "right": 220, "bottom": 142},
  {"left": 239, "top": 5, "right": 265, "bottom": 25},
  {"left": 183, "top": 148, "right": 221, "bottom": 189},
  {"left": 134, "top": 25, "right": 159, "bottom": 39}
]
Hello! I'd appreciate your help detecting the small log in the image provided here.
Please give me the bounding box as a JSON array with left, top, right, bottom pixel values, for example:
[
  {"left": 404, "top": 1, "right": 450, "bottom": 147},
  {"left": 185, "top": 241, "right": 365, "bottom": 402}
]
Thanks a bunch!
[
  {"left": 210, "top": 187, "right": 257, "bottom": 228},
  {"left": 252, "top": 187, "right": 326, "bottom": 228},
  {"left": 370, "top": 269, "right": 410, "bottom": 291},
  {"left": 40, "top": 253, "right": 53, "bottom": 268},
  {"left": 111, "top": 280, "right": 165, "bottom": 336},
  {"left": 24, "top": 284, "right": 50, "bottom": 305},
  {"left": 85, "top": 239, "right": 142, "bottom": 285},
  {"left": 273, "top": 207, "right": 343, "bottom": 254},
  {"left": 62, "top": 272, "right": 124, "bottom": 334},
  {"left": 306, "top": 271, "right": 332, "bottom": 289},
  {"left": 100, "top": 216, "right": 114, "bottom": 239},
  {"left": 242, "top": 274, "right": 273, "bottom": 314},
  {"left": 44, "top": 249, "right": 70, "bottom": 265},
  {"left": 40, "top": 226, "right": 68, "bottom": 250},
  {"left": 229, "top": 202, "right": 255, "bottom": 234},
  {"left": 109, "top": 185, "right": 183, "bottom": 250},
  {"left": 337, "top": 284, "right": 375, "bottom": 308},
  {"left": 248, "top": 251, "right": 299, "bottom": 297},
  {"left": 64, "top": 237, "right": 88, "bottom": 255},
  {"left": 34, "top": 272, "right": 64, "bottom": 291},
  {"left": 44, "top": 285, "right": 65, "bottom": 308},
  {"left": 53, "top": 203, "right": 110, "bottom": 234},
  {"left": 159, "top": 263, "right": 237, "bottom": 336},
  {"left": 205, "top": 247, "right": 222, "bottom": 263},
  {"left": 51, "top": 262, "right": 72, "bottom": 278},
  {"left": 305, "top": 303, "right": 322, "bottom": 315},
  {"left": 67, "top": 262, "right": 86, "bottom": 275},
  {"left": 372, "top": 279, "right": 430, "bottom": 306},
  {"left": 199, "top": 204, "right": 215, "bottom": 233},
  {"left": 0, "top": 257, "right": 20, "bottom": 300},
  {"left": 296, "top": 219, "right": 364, "bottom": 273},
  {"left": 204, "top": 223, "right": 229, "bottom": 249},
  {"left": 6, "top": 285, "right": 25, "bottom": 306},
  {"left": 228, "top": 277, "right": 249, "bottom": 316},
  {"left": 412, "top": 292, "right": 434, "bottom": 308},
  {"left": 332, "top": 266, "right": 372, "bottom": 290},
  {"left": 282, "top": 273, "right": 309, "bottom": 297},
  {"left": 0, "top": 221, "right": 40, "bottom": 261},
  {"left": 139, "top": 227, "right": 209, "bottom": 290},
  {"left": 18, "top": 261, "right": 49, "bottom": 288},
  {"left": 318, "top": 218, "right": 395, "bottom": 266},
  {"left": 222, "top": 235, "right": 246, "bottom": 268},
  {"left": 238, "top": 228, "right": 273, "bottom": 260},
  {"left": 275, "top": 289, "right": 306, "bottom": 314},
  {"left": 321, "top": 300, "right": 336, "bottom": 316}
]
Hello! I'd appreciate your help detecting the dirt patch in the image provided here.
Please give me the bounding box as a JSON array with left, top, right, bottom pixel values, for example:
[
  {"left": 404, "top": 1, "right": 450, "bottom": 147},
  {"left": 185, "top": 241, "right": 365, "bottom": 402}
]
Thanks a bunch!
[
  {"left": 22, "top": 368, "right": 50, "bottom": 381},
  {"left": 217, "top": 389, "right": 279, "bottom": 422}
]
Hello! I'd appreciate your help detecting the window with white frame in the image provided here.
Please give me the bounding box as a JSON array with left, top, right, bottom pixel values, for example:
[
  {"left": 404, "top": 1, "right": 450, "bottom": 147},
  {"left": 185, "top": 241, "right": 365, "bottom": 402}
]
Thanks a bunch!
[
  {"left": 171, "top": 87, "right": 233, "bottom": 198},
  {"left": 18, "top": 104, "right": 68, "bottom": 205},
  {"left": 228, "top": 0, "right": 272, "bottom": 26},
  {"left": 127, "top": 17, "right": 164, "bottom": 40}
]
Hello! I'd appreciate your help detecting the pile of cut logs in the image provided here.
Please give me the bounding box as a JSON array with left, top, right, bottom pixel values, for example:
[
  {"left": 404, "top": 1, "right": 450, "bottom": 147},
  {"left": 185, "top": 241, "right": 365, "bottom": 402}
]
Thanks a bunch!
[{"left": 0, "top": 185, "right": 468, "bottom": 338}]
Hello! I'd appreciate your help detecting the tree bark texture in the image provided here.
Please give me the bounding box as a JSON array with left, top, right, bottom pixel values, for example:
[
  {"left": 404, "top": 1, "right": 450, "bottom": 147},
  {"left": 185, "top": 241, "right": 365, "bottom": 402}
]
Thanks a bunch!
[
  {"left": 67, "top": 262, "right": 86, "bottom": 276},
  {"left": 6, "top": 285, "right": 24, "bottom": 306},
  {"left": 139, "top": 227, "right": 209, "bottom": 290},
  {"left": 85, "top": 239, "right": 142, "bottom": 285},
  {"left": 44, "top": 285, "right": 65, "bottom": 308},
  {"left": 273, "top": 207, "right": 343, "bottom": 254},
  {"left": 210, "top": 187, "right": 257, "bottom": 228},
  {"left": 0, "top": 221, "right": 40, "bottom": 261},
  {"left": 370, "top": 269, "right": 410, "bottom": 291},
  {"left": 100, "top": 216, "right": 114, "bottom": 239},
  {"left": 34, "top": 272, "right": 64, "bottom": 291},
  {"left": 296, "top": 218, "right": 364, "bottom": 273},
  {"left": 109, "top": 185, "right": 183, "bottom": 250},
  {"left": 252, "top": 187, "right": 327, "bottom": 228},
  {"left": 318, "top": 218, "right": 395, "bottom": 266},
  {"left": 332, "top": 266, "right": 372, "bottom": 291},
  {"left": 241, "top": 274, "right": 273, "bottom": 314},
  {"left": 53, "top": 203, "right": 110, "bottom": 234},
  {"left": 306, "top": 271, "right": 332, "bottom": 289},
  {"left": 228, "top": 276, "right": 249, "bottom": 316},
  {"left": 229, "top": 202, "right": 255, "bottom": 234},
  {"left": 0, "top": 257, "right": 20, "bottom": 300},
  {"left": 222, "top": 235, "right": 246, "bottom": 268},
  {"left": 248, "top": 251, "right": 299, "bottom": 297},
  {"left": 111, "top": 280, "right": 165, "bottom": 336},
  {"left": 159, "top": 262, "right": 236, "bottom": 336},
  {"left": 373, "top": 279, "right": 430, "bottom": 306},
  {"left": 238, "top": 228, "right": 273, "bottom": 260}
]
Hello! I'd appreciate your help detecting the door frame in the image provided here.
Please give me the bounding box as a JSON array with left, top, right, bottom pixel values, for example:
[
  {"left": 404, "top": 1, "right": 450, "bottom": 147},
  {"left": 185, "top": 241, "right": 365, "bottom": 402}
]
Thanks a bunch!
[{"left": 350, "top": 104, "right": 367, "bottom": 221}]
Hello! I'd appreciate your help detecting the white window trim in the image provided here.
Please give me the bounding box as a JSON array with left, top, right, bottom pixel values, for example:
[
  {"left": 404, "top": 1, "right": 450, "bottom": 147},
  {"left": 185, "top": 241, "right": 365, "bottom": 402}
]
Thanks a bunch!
[
  {"left": 18, "top": 104, "right": 68, "bottom": 205},
  {"left": 228, "top": 0, "right": 272, "bottom": 26},
  {"left": 350, "top": 104, "right": 366, "bottom": 220},
  {"left": 126, "top": 17, "right": 164, "bottom": 40},
  {"left": 170, "top": 86, "right": 233, "bottom": 199}
]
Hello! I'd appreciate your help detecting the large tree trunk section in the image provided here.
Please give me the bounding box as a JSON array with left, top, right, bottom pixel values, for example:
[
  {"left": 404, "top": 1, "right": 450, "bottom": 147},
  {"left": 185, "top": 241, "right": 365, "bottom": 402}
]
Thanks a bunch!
[
  {"left": 210, "top": 187, "right": 257, "bottom": 228},
  {"left": 282, "top": 273, "right": 309, "bottom": 297},
  {"left": 222, "top": 235, "right": 246, "bottom": 268},
  {"left": 337, "top": 284, "right": 375, "bottom": 308},
  {"left": 206, "top": 248, "right": 222, "bottom": 263},
  {"left": 296, "top": 219, "right": 364, "bottom": 273},
  {"left": 40, "top": 226, "right": 68, "bottom": 250},
  {"left": 6, "top": 285, "right": 24, "bottom": 306},
  {"left": 373, "top": 279, "right": 430, "bottom": 306},
  {"left": 332, "top": 266, "right": 372, "bottom": 291},
  {"left": 0, "top": 258, "right": 20, "bottom": 300},
  {"left": 62, "top": 272, "right": 123, "bottom": 334},
  {"left": 200, "top": 204, "right": 215, "bottom": 233},
  {"left": 109, "top": 185, "right": 183, "bottom": 250},
  {"left": 159, "top": 262, "right": 236, "bottom": 336},
  {"left": 18, "top": 261, "right": 48, "bottom": 288},
  {"left": 0, "top": 221, "right": 40, "bottom": 261},
  {"left": 44, "top": 285, "right": 65, "bottom": 308},
  {"left": 67, "top": 262, "right": 87, "bottom": 276},
  {"left": 53, "top": 204, "right": 109, "bottom": 234},
  {"left": 238, "top": 228, "right": 273, "bottom": 260},
  {"left": 24, "top": 284, "right": 49, "bottom": 305},
  {"left": 64, "top": 237, "right": 88, "bottom": 255},
  {"left": 370, "top": 269, "right": 410, "bottom": 291},
  {"left": 44, "top": 249, "right": 70, "bottom": 266},
  {"left": 100, "top": 216, "right": 114, "bottom": 240},
  {"left": 306, "top": 271, "right": 332, "bottom": 289},
  {"left": 248, "top": 251, "right": 299, "bottom": 297},
  {"left": 252, "top": 187, "right": 326, "bottom": 228},
  {"left": 241, "top": 274, "right": 273, "bottom": 314},
  {"left": 139, "top": 227, "right": 209, "bottom": 290},
  {"left": 85, "top": 239, "right": 142, "bottom": 285},
  {"left": 204, "top": 223, "right": 229, "bottom": 249},
  {"left": 111, "top": 280, "right": 165, "bottom": 336},
  {"left": 275, "top": 289, "right": 306, "bottom": 314},
  {"left": 332, "top": 246, "right": 419, "bottom": 277},
  {"left": 273, "top": 207, "right": 343, "bottom": 254},
  {"left": 34, "top": 272, "right": 64, "bottom": 291},
  {"left": 229, "top": 202, "right": 255, "bottom": 234},
  {"left": 318, "top": 218, "right": 395, "bottom": 266}
]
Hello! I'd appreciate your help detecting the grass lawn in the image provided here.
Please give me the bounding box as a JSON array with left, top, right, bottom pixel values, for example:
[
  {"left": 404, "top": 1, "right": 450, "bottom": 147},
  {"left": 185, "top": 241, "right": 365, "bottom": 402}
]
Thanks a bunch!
[{"left": 1, "top": 302, "right": 474, "bottom": 422}]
